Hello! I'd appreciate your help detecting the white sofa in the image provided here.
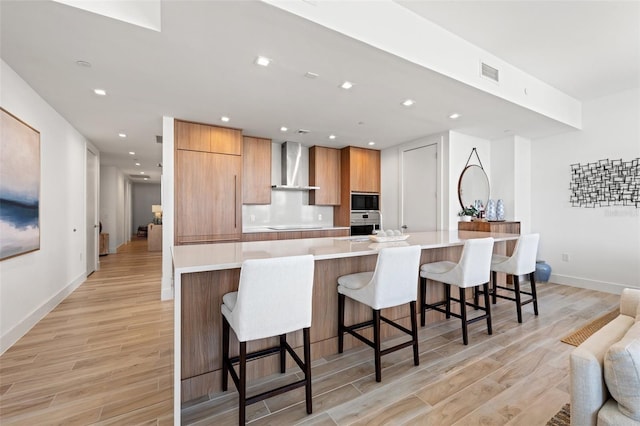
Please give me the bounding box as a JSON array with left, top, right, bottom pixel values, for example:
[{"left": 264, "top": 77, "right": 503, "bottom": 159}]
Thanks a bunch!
[{"left": 570, "top": 288, "right": 640, "bottom": 426}]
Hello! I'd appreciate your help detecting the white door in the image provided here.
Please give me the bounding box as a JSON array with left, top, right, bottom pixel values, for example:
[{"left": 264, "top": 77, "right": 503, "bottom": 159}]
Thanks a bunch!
[
  {"left": 86, "top": 148, "right": 99, "bottom": 275},
  {"left": 401, "top": 143, "right": 438, "bottom": 232}
]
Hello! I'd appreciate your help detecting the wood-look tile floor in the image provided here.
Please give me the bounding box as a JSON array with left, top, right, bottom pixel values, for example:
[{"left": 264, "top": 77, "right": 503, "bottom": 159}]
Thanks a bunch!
[
  {"left": 0, "top": 238, "right": 620, "bottom": 425},
  {"left": 0, "top": 238, "right": 174, "bottom": 425}
]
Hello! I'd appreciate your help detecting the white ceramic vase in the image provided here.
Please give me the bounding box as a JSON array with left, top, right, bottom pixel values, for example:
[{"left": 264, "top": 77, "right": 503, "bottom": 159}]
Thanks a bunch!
[{"left": 496, "top": 199, "right": 505, "bottom": 221}]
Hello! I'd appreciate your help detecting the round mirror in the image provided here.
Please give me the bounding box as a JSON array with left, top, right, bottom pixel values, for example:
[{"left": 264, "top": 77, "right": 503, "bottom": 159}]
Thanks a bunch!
[{"left": 458, "top": 165, "right": 490, "bottom": 211}]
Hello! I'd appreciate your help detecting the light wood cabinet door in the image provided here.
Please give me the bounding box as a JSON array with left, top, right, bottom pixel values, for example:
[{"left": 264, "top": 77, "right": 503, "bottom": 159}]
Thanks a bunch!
[
  {"left": 175, "top": 120, "right": 210, "bottom": 152},
  {"left": 243, "top": 136, "right": 271, "bottom": 204},
  {"left": 349, "top": 146, "right": 380, "bottom": 193},
  {"left": 175, "top": 150, "right": 241, "bottom": 244},
  {"left": 210, "top": 126, "right": 242, "bottom": 156},
  {"left": 309, "top": 146, "right": 341, "bottom": 205}
]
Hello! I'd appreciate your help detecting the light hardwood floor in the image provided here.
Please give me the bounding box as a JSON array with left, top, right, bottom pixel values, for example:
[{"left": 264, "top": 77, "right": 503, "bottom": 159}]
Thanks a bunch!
[{"left": 0, "top": 238, "right": 620, "bottom": 425}]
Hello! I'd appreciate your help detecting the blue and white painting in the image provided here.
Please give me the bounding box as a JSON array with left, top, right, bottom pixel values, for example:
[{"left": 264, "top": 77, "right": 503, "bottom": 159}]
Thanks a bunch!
[{"left": 0, "top": 108, "right": 40, "bottom": 260}]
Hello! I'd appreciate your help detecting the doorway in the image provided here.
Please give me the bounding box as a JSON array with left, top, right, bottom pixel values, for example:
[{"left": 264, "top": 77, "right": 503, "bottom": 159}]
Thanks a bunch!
[
  {"left": 86, "top": 147, "right": 99, "bottom": 275},
  {"left": 400, "top": 143, "right": 438, "bottom": 232}
]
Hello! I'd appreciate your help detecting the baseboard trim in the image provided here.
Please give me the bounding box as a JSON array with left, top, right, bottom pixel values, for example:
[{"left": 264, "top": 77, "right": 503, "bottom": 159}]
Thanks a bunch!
[
  {"left": 549, "top": 274, "right": 637, "bottom": 295},
  {"left": 0, "top": 273, "right": 86, "bottom": 355},
  {"left": 161, "top": 286, "right": 174, "bottom": 301}
]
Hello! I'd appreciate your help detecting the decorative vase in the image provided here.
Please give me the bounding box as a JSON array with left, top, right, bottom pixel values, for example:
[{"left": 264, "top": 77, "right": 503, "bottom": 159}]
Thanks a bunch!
[
  {"left": 496, "top": 199, "right": 505, "bottom": 221},
  {"left": 486, "top": 199, "right": 496, "bottom": 221},
  {"left": 460, "top": 215, "right": 472, "bottom": 222},
  {"left": 535, "top": 260, "right": 551, "bottom": 282}
]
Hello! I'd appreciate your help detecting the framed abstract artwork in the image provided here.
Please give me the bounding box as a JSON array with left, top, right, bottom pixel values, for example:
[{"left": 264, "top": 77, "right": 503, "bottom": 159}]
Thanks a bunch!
[{"left": 0, "top": 108, "right": 41, "bottom": 260}]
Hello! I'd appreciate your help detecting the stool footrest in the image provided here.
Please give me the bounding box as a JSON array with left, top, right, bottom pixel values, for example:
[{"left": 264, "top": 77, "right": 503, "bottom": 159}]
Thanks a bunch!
[{"left": 245, "top": 378, "right": 307, "bottom": 406}]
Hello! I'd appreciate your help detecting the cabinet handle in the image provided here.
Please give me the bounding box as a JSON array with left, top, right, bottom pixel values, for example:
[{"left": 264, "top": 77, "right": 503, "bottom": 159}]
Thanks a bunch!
[{"left": 234, "top": 175, "right": 237, "bottom": 229}]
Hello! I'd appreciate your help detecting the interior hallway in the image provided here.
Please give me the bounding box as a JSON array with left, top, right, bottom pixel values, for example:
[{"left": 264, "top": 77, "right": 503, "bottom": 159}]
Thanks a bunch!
[{"left": 0, "top": 238, "right": 173, "bottom": 424}]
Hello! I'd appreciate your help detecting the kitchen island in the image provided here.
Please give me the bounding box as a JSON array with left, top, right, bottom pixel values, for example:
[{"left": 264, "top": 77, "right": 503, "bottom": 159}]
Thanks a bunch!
[{"left": 172, "top": 230, "right": 520, "bottom": 421}]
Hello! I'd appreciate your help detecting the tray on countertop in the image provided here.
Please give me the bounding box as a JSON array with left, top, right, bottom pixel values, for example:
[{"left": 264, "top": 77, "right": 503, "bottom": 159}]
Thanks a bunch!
[{"left": 368, "top": 234, "right": 410, "bottom": 243}]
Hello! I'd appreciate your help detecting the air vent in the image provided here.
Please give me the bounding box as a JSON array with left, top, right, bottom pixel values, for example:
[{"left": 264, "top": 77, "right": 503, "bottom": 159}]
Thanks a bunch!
[
  {"left": 480, "top": 62, "right": 499, "bottom": 83},
  {"left": 130, "top": 174, "right": 150, "bottom": 179},
  {"left": 297, "top": 129, "right": 310, "bottom": 134},
  {"left": 156, "top": 135, "right": 163, "bottom": 144}
]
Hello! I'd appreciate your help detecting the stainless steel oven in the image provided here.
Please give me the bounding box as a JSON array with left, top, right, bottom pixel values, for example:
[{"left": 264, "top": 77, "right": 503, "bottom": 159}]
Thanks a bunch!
[{"left": 350, "top": 211, "right": 381, "bottom": 236}]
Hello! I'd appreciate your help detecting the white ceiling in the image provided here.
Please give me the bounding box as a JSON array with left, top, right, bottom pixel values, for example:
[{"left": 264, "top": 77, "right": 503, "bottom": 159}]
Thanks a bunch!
[{"left": 1, "top": 0, "right": 638, "bottom": 184}]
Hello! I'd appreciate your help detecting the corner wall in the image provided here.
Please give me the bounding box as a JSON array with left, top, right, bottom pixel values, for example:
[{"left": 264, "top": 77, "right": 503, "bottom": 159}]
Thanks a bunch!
[
  {"left": 532, "top": 88, "right": 640, "bottom": 293},
  {"left": 0, "top": 60, "right": 88, "bottom": 353}
]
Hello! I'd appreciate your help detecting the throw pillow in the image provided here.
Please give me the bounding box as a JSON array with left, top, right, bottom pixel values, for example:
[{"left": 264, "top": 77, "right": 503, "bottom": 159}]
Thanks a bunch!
[{"left": 604, "top": 321, "right": 640, "bottom": 421}]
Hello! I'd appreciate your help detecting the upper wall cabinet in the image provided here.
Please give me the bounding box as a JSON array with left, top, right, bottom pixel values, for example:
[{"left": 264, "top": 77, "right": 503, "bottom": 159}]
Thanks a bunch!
[
  {"left": 309, "top": 146, "right": 341, "bottom": 205},
  {"left": 175, "top": 119, "right": 242, "bottom": 155},
  {"left": 344, "top": 146, "right": 380, "bottom": 193},
  {"left": 243, "top": 136, "right": 271, "bottom": 205}
]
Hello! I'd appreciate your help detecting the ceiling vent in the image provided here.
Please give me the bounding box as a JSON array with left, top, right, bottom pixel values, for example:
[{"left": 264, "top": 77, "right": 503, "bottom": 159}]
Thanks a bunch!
[
  {"left": 297, "top": 129, "right": 310, "bottom": 134},
  {"left": 480, "top": 62, "right": 499, "bottom": 83},
  {"left": 156, "top": 135, "right": 163, "bottom": 144}
]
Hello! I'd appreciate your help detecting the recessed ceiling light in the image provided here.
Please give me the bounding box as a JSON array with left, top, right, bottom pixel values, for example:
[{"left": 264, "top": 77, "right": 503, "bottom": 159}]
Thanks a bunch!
[
  {"left": 304, "top": 72, "right": 319, "bottom": 79},
  {"left": 329, "top": 134, "right": 336, "bottom": 140},
  {"left": 140, "top": 171, "right": 145, "bottom": 175},
  {"left": 135, "top": 162, "right": 141, "bottom": 166},
  {"left": 76, "top": 60, "right": 91, "bottom": 67},
  {"left": 129, "top": 151, "right": 135, "bottom": 155},
  {"left": 144, "top": 178, "right": 149, "bottom": 181},
  {"left": 118, "top": 133, "right": 127, "bottom": 138},
  {"left": 221, "top": 116, "right": 230, "bottom": 122},
  {"left": 340, "top": 81, "right": 354, "bottom": 90},
  {"left": 402, "top": 99, "right": 415, "bottom": 107},
  {"left": 368, "top": 141, "right": 376, "bottom": 146},
  {"left": 449, "top": 113, "right": 461, "bottom": 119},
  {"left": 255, "top": 56, "right": 271, "bottom": 67},
  {"left": 280, "top": 126, "right": 288, "bottom": 132},
  {"left": 94, "top": 89, "right": 107, "bottom": 96}
]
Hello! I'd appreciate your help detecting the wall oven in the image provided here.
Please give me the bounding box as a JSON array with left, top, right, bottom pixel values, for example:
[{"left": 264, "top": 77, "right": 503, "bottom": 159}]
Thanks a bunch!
[
  {"left": 350, "top": 211, "right": 381, "bottom": 236},
  {"left": 351, "top": 193, "right": 379, "bottom": 212}
]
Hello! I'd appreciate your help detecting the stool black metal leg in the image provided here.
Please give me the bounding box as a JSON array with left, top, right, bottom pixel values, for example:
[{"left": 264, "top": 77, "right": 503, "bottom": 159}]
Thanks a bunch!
[
  {"left": 373, "top": 309, "right": 382, "bottom": 382},
  {"left": 239, "top": 341, "right": 247, "bottom": 425},
  {"left": 530, "top": 272, "right": 539, "bottom": 315},
  {"left": 222, "top": 316, "right": 229, "bottom": 391},
  {"left": 445, "top": 284, "right": 451, "bottom": 319},
  {"left": 303, "top": 327, "right": 312, "bottom": 414},
  {"left": 492, "top": 271, "right": 497, "bottom": 304},
  {"left": 514, "top": 275, "right": 523, "bottom": 323},
  {"left": 459, "top": 287, "right": 468, "bottom": 345},
  {"left": 420, "top": 277, "right": 427, "bottom": 327},
  {"left": 410, "top": 301, "right": 419, "bottom": 366},
  {"left": 338, "top": 293, "right": 345, "bottom": 353},
  {"left": 484, "top": 282, "right": 492, "bottom": 335},
  {"left": 280, "top": 334, "right": 286, "bottom": 374}
]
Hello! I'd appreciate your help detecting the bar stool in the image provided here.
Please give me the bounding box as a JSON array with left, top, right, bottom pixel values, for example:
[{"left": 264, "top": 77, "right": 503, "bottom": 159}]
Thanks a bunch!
[
  {"left": 419, "top": 237, "right": 494, "bottom": 345},
  {"left": 337, "top": 245, "right": 422, "bottom": 382},
  {"left": 490, "top": 233, "right": 540, "bottom": 323},
  {"left": 221, "top": 255, "right": 315, "bottom": 425}
]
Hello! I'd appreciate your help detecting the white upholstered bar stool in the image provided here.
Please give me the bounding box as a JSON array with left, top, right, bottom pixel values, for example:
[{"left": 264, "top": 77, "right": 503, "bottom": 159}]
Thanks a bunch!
[
  {"left": 419, "top": 237, "right": 494, "bottom": 345},
  {"left": 490, "top": 233, "right": 540, "bottom": 323},
  {"left": 221, "top": 255, "right": 315, "bottom": 425},
  {"left": 337, "top": 245, "right": 422, "bottom": 382}
]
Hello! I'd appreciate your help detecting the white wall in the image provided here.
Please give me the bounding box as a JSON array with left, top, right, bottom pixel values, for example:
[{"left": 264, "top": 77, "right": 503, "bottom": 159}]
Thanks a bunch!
[
  {"left": 132, "top": 183, "right": 161, "bottom": 233},
  {"left": 100, "top": 165, "right": 129, "bottom": 252},
  {"left": 161, "top": 117, "right": 174, "bottom": 300},
  {"left": 532, "top": 88, "right": 640, "bottom": 293},
  {"left": 0, "top": 60, "right": 89, "bottom": 353}
]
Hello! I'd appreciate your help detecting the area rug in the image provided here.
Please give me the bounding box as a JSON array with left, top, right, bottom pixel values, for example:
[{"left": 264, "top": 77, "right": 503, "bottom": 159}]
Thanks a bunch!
[
  {"left": 561, "top": 309, "right": 619, "bottom": 347},
  {"left": 547, "top": 403, "right": 570, "bottom": 426}
]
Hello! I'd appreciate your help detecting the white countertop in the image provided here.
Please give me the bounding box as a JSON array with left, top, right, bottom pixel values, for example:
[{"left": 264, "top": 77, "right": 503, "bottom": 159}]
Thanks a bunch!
[
  {"left": 172, "top": 230, "right": 519, "bottom": 274},
  {"left": 242, "top": 225, "right": 350, "bottom": 233}
]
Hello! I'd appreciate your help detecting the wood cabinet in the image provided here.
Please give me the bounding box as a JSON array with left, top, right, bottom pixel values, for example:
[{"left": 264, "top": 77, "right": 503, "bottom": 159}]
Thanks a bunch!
[
  {"left": 174, "top": 119, "right": 243, "bottom": 245},
  {"left": 347, "top": 146, "right": 380, "bottom": 193},
  {"left": 241, "top": 228, "right": 349, "bottom": 242},
  {"left": 175, "top": 119, "right": 242, "bottom": 155},
  {"left": 309, "top": 146, "right": 341, "bottom": 205},
  {"left": 242, "top": 136, "right": 271, "bottom": 204},
  {"left": 457, "top": 220, "right": 520, "bottom": 235},
  {"left": 335, "top": 146, "right": 381, "bottom": 227}
]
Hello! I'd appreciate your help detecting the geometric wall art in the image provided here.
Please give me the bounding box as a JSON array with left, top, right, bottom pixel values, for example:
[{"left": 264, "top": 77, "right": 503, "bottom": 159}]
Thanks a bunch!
[
  {"left": 570, "top": 158, "right": 639, "bottom": 208},
  {"left": 0, "top": 108, "right": 41, "bottom": 260}
]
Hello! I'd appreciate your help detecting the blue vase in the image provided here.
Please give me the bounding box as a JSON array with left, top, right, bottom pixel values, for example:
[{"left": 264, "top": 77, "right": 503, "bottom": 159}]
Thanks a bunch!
[
  {"left": 496, "top": 199, "right": 505, "bottom": 221},
  {"left": 535, "top": 260, "right": 551, "bottom": 282},
  {"left": 486, "top": 199, "right": 496, "bottom": 221}
]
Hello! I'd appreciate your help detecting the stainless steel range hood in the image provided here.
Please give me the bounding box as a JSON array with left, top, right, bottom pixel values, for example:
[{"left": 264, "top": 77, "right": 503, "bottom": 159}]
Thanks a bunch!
[{"left": 271, "top": 141, "right": 319, "bottom": 190}]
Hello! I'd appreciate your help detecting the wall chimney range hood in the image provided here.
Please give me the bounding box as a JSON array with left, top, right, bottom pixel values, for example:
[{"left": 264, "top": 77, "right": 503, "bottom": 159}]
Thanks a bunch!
[{"left": 271, "top": 141, "right": 319, "bottom": 191}]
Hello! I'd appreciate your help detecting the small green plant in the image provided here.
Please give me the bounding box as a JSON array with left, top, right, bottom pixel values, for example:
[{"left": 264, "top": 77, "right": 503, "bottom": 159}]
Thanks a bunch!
[{"left": 458, "top": 205, "right": 478, "bottom": 217}]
